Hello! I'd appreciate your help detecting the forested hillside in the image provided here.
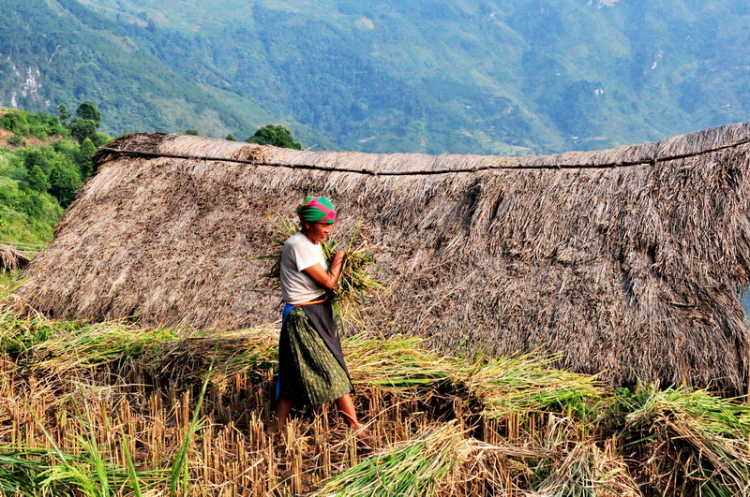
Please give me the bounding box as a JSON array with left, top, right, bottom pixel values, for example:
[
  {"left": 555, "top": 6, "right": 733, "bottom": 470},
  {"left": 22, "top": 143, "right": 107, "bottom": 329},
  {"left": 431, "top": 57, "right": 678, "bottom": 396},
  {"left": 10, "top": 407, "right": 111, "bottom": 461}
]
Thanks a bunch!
[
  {"left": 74, "top": 0, "right": 750, "bottom": 154},
  {"left": 1, "top": 0, "right": 749, "bottom": 154},
  {"left": 0, "top": 0, "right": 326, "bottom": 147},
  {"left": 0, "top": 104, "right": 105, "bottom": 246}
]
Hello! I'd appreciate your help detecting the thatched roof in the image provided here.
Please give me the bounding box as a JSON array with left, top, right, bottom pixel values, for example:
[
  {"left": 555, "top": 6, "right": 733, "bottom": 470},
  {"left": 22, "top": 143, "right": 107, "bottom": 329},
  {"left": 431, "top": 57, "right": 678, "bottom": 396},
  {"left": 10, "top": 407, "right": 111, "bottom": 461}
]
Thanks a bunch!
[
  {"left": 0, "top": 244, "right": 30, "bottom": 271},
  {"left": 11, "top": 124, "right": 750, "bottom": 394}
]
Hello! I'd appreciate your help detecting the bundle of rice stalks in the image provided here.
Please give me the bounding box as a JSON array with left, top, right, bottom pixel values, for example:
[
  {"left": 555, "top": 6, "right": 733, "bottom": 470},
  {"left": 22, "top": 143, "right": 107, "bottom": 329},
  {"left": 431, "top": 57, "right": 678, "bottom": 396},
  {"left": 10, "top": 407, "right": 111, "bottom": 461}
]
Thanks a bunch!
[
  {"left": 142, "top": 324, "right": 279, "bottom": 390},
  {"left": 141, "top": 332, "right": 452, "bottom": 399},
  {"left": 260, "top": 215, "right": 385, "bottom": 322},
  {"left": 345, "top": 336, "right": 454, "bottom": 391},
  {"left": 614, "top": 383, "right": 750, "bottom": 496},
  {"left": 531, "top": 440, "right": 641, "bottom": 497},
  {"left": 10, "top": 316, "right": 280, "bottom": 393},
  {"left": 459, "top": 354, "right": 603, "bottom": 420},
  {"left": 311, "top": 422, "right": 474, "bottom": 497},
  {"left": 0, "top": 310, "right": 57, "bottom": 360},
  {"left": 28, "top": 320, "right": 178, "bottom": 373}
]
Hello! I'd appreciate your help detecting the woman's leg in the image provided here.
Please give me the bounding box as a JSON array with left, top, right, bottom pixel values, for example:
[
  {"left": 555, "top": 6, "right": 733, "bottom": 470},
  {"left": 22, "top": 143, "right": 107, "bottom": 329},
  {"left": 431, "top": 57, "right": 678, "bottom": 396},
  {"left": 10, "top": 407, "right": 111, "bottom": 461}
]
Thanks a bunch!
[
  {"left": 273, "top": 397, "right": 296, "bottom": 433},
  {"left": 335, "top": 394, "right": 360, "bottom": 429},
  {"left": 335, "top": 394, "right": 373, "bottom": 445}
]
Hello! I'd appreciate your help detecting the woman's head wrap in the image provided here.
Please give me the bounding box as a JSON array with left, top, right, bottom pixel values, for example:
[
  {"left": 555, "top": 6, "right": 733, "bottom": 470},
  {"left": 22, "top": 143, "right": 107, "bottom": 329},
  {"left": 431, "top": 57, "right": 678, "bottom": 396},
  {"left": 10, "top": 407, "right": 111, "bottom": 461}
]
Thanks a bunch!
[{"left": 295, "top": 196, "right": 338, "bottom": 224}]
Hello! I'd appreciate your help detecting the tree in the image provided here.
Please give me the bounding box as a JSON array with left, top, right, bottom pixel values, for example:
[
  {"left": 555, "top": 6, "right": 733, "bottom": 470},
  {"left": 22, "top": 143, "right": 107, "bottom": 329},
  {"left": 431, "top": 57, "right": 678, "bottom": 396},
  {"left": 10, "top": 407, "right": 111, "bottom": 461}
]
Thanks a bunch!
[
  {"left": 23, "top": 151, "right": 52, "bottom": 175},
  {"left": 92, "top": 132, "right": 110, "bottom": 148},
  {"left": 76, "top": 139, "right": 97, "bottom": 179},
  {"left": 185, "top": 129, "right": 199, "bottom": 136},
  {"left": 247, "top": 124, "right": 302, "bottom": 150},
  {"left": 58, "top": 103, "right": 72, "bottom": 123},
  {"left": 69, "top": 119, "right": 98, "bottom": 144},
  {"left": 27, "top": 165, "right": 50, "bottom": 193},
  {"left": 48, "top": 163, "right": 82, "bottom": 207},
  {"left": 1, "top": 111, "right": 30, "bottom": 135},
  {"left": 76, "top": 101, "right": 101, "bottom": 126},
  {"left": 225, "top": 134, "right": 237, "bottom": 141}
]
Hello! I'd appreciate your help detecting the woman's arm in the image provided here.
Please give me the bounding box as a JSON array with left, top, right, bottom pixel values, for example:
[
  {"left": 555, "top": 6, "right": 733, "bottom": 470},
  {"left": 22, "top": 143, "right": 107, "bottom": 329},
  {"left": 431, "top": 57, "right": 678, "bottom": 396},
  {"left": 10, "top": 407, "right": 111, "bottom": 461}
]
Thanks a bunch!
[{"left": 303, "top": 250, "right": 345, "bottom": 290}]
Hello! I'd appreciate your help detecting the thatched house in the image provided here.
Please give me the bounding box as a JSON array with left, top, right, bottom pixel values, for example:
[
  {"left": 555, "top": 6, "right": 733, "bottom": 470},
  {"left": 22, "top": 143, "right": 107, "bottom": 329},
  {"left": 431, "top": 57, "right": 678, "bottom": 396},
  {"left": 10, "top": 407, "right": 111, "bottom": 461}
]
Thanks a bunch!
[
  {"left": 11, "top": 124, "right": 750, "bottom": 394},
  {"left": 0, "top": 244, "right": 30, "bottom": 271}
]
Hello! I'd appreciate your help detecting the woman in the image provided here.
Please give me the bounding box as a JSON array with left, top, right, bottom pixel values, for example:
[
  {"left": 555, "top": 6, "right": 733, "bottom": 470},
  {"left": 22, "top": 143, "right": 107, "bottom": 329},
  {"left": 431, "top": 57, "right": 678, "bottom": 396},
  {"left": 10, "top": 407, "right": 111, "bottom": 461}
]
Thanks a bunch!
[{"left": 272, "top": 195, "right": 365, "bottom": 438}]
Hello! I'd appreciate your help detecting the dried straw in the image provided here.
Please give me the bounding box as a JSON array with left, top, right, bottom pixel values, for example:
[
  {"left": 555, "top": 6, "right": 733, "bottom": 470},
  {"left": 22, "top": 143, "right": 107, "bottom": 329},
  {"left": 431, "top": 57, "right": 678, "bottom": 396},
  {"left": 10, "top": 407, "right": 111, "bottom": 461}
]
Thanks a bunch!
[
  {"left": 615, "top": 383, "right": 750, "bottom": 496},
  {"left": 311, "top": 422, "right": 473, "bottom": 496},
  {"left": 0, "top": 244, "right": 30, "bottom": 271},
  {"left": 12, "top": 123, "right": 750, "bottom": 394}
]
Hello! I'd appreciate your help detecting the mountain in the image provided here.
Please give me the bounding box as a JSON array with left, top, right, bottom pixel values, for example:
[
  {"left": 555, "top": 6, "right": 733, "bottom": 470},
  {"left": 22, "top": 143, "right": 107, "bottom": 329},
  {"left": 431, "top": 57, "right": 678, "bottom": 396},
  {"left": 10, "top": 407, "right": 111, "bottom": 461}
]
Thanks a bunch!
[
  {"left": 0, "top": 0, "right": 326, "bottom": 145},
  {"left": 2, "top": 0, "right": 750, "bottom": 154}
]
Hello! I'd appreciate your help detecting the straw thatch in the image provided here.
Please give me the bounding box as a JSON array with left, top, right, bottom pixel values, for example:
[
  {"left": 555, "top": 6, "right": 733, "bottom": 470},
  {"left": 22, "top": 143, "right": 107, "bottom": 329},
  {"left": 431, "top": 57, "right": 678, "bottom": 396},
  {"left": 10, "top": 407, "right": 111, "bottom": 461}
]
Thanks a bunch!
[
  {"left": 0, "top": 244, "right": 30, "bottom": 271},
  {"left": 10, "top": 123, "right": 750, "bottom": 394}
]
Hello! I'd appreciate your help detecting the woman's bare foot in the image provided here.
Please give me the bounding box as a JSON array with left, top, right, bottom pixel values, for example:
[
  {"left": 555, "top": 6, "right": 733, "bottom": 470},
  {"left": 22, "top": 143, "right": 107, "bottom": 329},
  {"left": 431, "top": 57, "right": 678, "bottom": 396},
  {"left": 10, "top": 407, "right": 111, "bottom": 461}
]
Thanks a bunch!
[{"left": 353, "top": 426, "right": 375, "bottom": 449}]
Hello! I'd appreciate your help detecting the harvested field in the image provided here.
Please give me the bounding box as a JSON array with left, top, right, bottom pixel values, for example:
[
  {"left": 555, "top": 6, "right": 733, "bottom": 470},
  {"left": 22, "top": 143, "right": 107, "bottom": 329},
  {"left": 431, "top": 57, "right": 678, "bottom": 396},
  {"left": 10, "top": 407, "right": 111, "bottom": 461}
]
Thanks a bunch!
[{"left": 2, "top": 308, "right": 750, "bottom": 496}]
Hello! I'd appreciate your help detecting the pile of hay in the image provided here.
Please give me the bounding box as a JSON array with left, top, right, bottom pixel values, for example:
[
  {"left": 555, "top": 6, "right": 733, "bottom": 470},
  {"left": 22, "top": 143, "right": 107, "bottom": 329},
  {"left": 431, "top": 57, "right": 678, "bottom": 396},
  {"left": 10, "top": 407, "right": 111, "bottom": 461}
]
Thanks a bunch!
[
  {"left": 11, "top": 123, "right": 750, "bottom": 394},
  {"left": 0, "top": 244, "right": 30, "bottom": 271}
]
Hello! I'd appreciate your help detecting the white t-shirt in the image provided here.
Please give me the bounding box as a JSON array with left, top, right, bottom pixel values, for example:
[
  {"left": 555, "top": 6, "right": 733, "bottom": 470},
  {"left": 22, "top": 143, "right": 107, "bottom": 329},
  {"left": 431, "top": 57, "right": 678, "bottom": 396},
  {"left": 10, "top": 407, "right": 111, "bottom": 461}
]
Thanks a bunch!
[{"left": 280, "top": 232, "right": 328, "bottom": 304}]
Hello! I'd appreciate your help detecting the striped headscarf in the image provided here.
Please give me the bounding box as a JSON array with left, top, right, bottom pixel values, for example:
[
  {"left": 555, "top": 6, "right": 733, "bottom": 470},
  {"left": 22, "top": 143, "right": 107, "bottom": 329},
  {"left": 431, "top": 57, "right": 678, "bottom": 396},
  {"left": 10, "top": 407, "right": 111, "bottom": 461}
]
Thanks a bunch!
[{"left": 295, "top": 196, "right": 338, "bottom": 224}]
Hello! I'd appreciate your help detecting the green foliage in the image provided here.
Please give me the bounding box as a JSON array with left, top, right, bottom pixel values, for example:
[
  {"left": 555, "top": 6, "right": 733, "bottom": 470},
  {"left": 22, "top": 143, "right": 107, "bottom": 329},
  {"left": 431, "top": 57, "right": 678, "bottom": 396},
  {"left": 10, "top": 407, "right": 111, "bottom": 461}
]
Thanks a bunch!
[
  {"left": 0, "top": 106, "right": 106, "bottom": 245},
  {"left": 92, "top": 132, "right": 111, "bottom": 147},
  {"left": 0, "top": 174, "right": 62, "bottom": 244},
  {"left": 58, "top": 103, "right": 72, "bottom": 123},
  {"left": 15, "top": 144, "right": 84, "bottom": 207},
  {"left": 0, "top": 110, "right": 67, "bottom": 139},
  {"left": 76, "top": 101, "right": 101, "bottom": 125},
  {"left": 1, "top": 110, "right": 30, "bottom": 135},
  {"left": 27, "top": 165, "right": 50, "bottom": 193},
  {"left": 21, "top": 150, "right": 52, "bottom": 175},
  {"left": 247, "top": 124, "right": 302, "bottom": 150},
  {"left": 225, "top": 133, "right": 236, "bottom": 141},
  {"left": 76, "top": 139, "right": 97, "bottom": 178},
  {"left": 69, "top": 118, "right": 98, "bottom": 144},
  {"left": 184, "top": 128, "right": 199, "bottom": 136},
  {"left": 48, "top": 162, "right": 82, "bottom": 206},
  {"left": 52, "top": 138, "right": 80, "bottom": 157}
]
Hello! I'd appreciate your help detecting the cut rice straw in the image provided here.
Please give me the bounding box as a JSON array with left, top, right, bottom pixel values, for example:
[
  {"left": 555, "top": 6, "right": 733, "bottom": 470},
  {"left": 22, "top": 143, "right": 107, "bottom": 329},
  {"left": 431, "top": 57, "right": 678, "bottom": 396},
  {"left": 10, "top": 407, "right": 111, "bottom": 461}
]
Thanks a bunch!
[
  {"left": 311, "top": 422, "right": 473, "bottom": 497},
  {"left": 615, "top": 383, "right": 750, "bottom": 496},
  {"left": 259, "top": 214, "right": 385, "bottom": 323},
  {"left": 460, "top": 354, "right": 603, "bottom": 419}
]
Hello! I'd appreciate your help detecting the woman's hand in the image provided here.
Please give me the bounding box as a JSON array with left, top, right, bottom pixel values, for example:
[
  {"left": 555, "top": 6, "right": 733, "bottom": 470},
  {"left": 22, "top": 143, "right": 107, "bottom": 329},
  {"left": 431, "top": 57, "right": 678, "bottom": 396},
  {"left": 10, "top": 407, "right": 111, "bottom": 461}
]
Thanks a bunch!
[{"left": 333, "top": 249, "right": 345, "bottom": 264}]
